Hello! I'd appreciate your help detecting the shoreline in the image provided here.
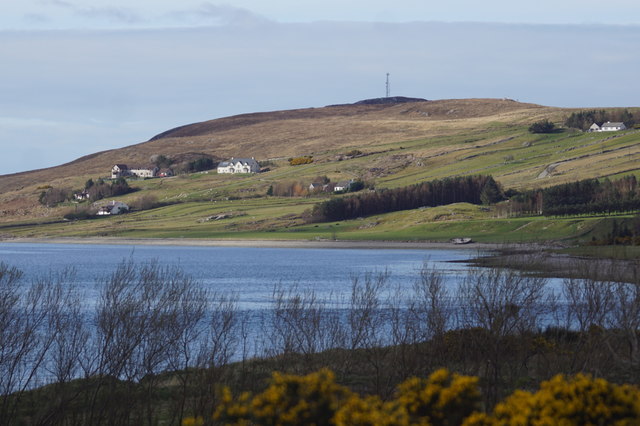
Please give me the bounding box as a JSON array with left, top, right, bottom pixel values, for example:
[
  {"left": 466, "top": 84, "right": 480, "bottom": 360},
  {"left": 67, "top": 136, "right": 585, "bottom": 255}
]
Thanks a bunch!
[
  {"left": 4, "top": 236, "right": 635, "bottom": 283},
  {"left": 1, "top": 236, "right": 504, "bottom": 251}
]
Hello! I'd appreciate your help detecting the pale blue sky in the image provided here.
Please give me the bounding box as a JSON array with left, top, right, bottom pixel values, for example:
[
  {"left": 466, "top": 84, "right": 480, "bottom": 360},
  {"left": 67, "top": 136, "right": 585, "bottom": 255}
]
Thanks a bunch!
[{"left": 1, "top": 2, "right": 640, "bottom": 174}]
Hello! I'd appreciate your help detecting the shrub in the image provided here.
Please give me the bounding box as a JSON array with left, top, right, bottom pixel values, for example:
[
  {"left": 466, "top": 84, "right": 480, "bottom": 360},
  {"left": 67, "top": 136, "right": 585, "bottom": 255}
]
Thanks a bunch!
[
  {"left": 289, "top": 156, "right": 314, "bottom": 166},
  {"left": 345, "top": 149, "right": 363, "bottom": 157},
  {"left": 63, "top": 207, "right": 95, "bottom": 220},
  {"left": 186, "top": 369, "right": 640, "bottom": 425},
  {"left": 204, "top": 369, "right": 480, "bottom": 426},
  {"left": 39, "top": 187, "right": 72, "bottom": 207},
  {"left": 466, "top": 373, "right": 640, "bottom": 425},
  {"left": 214, "top": 369, "right": 352, "bottom": 425},
  {"left": 394, "top": 369, "right": 481, "bottom": 425},
  {"left": 130, "top": 194, "right": 159, "bottom": 211},
  {"left": 528, "top": 119, "right": 555, "bottom": 134}
]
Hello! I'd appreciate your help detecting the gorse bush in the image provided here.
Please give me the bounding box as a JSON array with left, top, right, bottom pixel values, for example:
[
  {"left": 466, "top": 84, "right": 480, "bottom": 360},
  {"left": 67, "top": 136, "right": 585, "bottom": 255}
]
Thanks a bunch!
[
  {"left": 466, "top": 373, "right": 640, "bottom": 425},
  {"left": 206, "top": 368, "right": 481, "bottom": 426},
  {"left": 289, "top": 156, "right": 314, "bottom": 166},
  {"left": 216, "top": 369, "right": 352, "bottom": 425},
  {"left": 186, "top": 370, "right": 640, "bottom": 425}
]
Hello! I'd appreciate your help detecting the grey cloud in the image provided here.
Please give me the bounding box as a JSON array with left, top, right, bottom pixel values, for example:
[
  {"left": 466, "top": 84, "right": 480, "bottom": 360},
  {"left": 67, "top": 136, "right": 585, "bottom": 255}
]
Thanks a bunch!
[
  {"left": 22, "top": 13, "right": 50, "bottom": 24},
  {"left": 166, "top": 2, "right": 273, "bottom": 27},
  {"left": 41, "top": 0, "right": 75, "bottom": 8},
  {"left": 40, "top": 0, "right": 143, "bottom": 25},
  {"left": 76, "top": 6, "right": 143, "bottom": 24}
]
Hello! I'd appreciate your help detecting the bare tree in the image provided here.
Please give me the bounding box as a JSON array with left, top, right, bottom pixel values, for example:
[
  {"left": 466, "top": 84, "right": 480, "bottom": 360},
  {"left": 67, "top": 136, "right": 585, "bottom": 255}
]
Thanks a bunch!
[
  {"left": 0, "top": 264, "right": 83, "bottom": 425},
  {"left": 346, "top": 271, "right": 393, "bottom": 396},
  {"left": 459, "top": 266, "right": 550, "bottom": 405}
]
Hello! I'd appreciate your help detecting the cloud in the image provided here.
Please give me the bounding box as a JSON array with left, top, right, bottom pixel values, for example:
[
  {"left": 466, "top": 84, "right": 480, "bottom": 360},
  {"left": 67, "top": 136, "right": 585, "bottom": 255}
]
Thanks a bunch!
[
  {"left": 39, "top": 0, "right": 143, "bottom": 25},
  {"left": 166, "top": 2, "right": 273, "bottom": 27},
  {"left": 75, "top": 6, "right": 142, "bottom": 24}
]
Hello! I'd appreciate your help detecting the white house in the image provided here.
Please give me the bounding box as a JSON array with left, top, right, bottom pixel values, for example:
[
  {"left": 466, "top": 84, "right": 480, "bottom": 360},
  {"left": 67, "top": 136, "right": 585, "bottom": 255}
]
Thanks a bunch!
[
  {"left": 73, "top": 190, "right": 90, "bottom": 201},
  {"left": 97, "top": 201, "right": 129, "bottom": 215},
  {"left": 128, "top": 166, "right": 158, "bottom": 178},
  {"left": 600, "top": 121, "right": 627, "bottom": 132},
  {"left": 217, "top": 157, "right": 260, "bottom": 174},
  {"left": 589, "top": 121, "right": 627, "bottom": 132},
  {"left": 111, "top": 164, "right": 129, "bottom": 179},
  {"left": 334, "top": 180, "right": 354, "bottom": 192},
  {"left": 111, "top": 164, "right": 158, "bottom": 179}
]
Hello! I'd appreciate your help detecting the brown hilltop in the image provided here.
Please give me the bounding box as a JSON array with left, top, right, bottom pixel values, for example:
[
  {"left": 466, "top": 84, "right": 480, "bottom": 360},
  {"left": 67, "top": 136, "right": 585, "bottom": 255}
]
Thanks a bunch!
[{"left": 0, "top": 98, "right": 546, "bottom": 197}]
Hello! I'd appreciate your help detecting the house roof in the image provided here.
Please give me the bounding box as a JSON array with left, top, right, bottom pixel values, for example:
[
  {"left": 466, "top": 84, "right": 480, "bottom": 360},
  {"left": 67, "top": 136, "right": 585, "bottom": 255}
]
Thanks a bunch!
[
  {"left": 220, "top": 157, "right": 258, "bottom": 166},
  {"left": 602, "top": 122, "right": 625, "bottom": 127},
  {"left": 129, "top": 165, "right": 157, "bottom": 170},
  {"left": 113, "top": 164, "right": 128, "bottom": 169}
]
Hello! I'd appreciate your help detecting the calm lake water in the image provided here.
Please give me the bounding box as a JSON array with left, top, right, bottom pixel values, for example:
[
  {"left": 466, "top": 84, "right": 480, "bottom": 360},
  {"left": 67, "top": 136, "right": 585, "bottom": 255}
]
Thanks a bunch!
[{"left": 0, "top": 242, "right": 477, "bottom": 309}]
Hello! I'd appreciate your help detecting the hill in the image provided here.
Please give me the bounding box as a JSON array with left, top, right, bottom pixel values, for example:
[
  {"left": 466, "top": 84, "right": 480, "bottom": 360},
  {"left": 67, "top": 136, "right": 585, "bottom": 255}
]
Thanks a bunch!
[{"left": 1, "top": 98, "right": 639, "bottom": 242}]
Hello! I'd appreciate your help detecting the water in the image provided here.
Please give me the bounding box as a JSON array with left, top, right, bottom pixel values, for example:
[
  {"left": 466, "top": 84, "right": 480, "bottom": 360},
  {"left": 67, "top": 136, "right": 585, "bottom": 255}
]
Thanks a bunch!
[
  {"left": 0, "top": 242, "right": 477, "bottom": 309},
  {"left": 1, "top": 242, "right": 574, "bottom": 391}
]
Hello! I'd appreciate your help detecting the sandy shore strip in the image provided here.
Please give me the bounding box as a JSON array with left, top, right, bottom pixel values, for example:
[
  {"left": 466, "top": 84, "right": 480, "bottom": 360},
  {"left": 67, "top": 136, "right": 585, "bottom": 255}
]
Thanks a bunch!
[{"left": 1, "top": 237, "right": 503, "bottom": 251}]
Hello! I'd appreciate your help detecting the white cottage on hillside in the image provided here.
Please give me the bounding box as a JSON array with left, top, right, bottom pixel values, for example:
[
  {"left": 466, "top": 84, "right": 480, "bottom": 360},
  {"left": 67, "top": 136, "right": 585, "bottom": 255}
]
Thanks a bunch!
[
  {"left": 588, "top": 122, "right": 627, "bottom": 132},
  {"left": 217, "top": 157, "right": 260, "bottom": 174},
  {"left": 601, "top": 121, "right": 627, "bottom": 132},
  {"left": 128, "top": 166, "right": 158, "bottom": 178},
  {"left": 111, "top": 164, "right": 129, "bottom": 179},
  {"left": 111, "top": 164, "right": 158, "bottom": 178},
  {"left": 97, "top": 201, "right": 129, "bottom": 215}
]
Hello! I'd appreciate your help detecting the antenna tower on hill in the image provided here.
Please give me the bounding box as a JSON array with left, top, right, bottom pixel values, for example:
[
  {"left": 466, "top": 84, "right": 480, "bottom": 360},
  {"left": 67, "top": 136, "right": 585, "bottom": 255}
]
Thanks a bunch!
[{"left": 385, "top": 73, "right": 390, "bottom": 97}]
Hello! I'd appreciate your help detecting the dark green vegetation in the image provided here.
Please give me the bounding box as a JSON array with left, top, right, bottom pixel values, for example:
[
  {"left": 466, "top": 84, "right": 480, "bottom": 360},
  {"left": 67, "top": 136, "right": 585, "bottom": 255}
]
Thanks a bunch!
[
  {"left": 528, "top": 119, "right": 556, "bottom": 134},
  {"left": 309, "top": 175, "right": 502, "bottom": 222},
  {"left": 4, "top": 257, "right": 640, "bottom": 425}
]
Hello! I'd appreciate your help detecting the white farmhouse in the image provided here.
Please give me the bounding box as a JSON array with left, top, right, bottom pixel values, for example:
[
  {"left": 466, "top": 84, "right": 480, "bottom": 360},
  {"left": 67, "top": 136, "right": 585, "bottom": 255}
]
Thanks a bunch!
[
  {"left": 600, "top": 121, "right": 627, "bottom": 132},
  {"left": 111, "top": 164, "right": 158, "bottom": 179},
  {"left": 589, "top": 121, "right": 627, "bottom": 132},
  {"left": 217, "top": 157, "right": 260, "bottom": 174},
  {"left": 128, "top": 166, "right": 158, "bottom": 178},
  {"left": 97, "top": 201, "right": 129, "bottom": 215},
  {"left": 111, "top": 164, "right": 129, "bottom": 179},
  {"left": 334, "top": 179, "right": 355, "bottom": 192}
]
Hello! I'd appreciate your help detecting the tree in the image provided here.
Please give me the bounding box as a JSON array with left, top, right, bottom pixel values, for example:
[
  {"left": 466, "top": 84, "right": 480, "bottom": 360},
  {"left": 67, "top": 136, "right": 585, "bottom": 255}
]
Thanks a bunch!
[
  {"left": 480, "top": 178, "right": 503, "bottom": 205},
  {"left": 528, "top": 119, "right": 556, "bottom": 134}
]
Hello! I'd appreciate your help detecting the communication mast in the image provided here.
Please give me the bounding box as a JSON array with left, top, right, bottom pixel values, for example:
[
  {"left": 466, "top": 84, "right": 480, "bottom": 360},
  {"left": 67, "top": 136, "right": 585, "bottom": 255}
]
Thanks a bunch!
[{"left": 385, "top": 73, "right": 390, "bottom": 98}]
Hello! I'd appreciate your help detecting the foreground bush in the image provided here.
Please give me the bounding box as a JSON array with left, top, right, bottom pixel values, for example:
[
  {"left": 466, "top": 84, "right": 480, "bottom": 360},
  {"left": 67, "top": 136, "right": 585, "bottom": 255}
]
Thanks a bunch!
[
  {"left": 187, "top": 368, "right": 480, "bottom": 425},
  {"left": 466, "top": 373, "right": 640, "bottom": 425},
  {"left": 184, "top": 370, "right": 640, "bottom": 426}
]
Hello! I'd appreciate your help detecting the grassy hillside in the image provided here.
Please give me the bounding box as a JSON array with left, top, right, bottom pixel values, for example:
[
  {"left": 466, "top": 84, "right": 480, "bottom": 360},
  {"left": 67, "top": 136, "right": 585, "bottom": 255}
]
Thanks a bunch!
[{"left": 1, "top": 98, "right": 639, "bottom": 242}]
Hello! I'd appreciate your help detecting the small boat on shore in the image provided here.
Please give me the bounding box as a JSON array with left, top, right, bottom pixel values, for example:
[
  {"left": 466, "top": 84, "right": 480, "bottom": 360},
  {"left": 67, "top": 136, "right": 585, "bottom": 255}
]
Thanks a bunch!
[{"left": 450, "top": 237, "right": 473, "bottom": 245}]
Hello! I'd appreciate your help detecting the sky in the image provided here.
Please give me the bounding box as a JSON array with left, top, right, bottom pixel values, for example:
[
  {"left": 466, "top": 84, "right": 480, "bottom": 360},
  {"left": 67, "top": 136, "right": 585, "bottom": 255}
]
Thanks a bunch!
[{"left": 1, "top": 1, "right": 640, "bottom": 175}]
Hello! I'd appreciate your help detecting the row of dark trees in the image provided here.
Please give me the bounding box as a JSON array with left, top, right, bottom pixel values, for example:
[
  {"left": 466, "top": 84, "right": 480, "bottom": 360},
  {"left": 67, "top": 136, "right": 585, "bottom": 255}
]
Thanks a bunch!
[
  {"left": 3, "top": 257, "right": 640, "bottom": 425},
  {"left": 564, "top": 109, "right": 636, "bottom": 131},
  {"left": 84, "top": 177, "right": 132, "bottom": 200},
  {"left": 508, "top": 175, "right": 640, "bottom": 217},
  {"left": 309, "top": 175, "right": 503, "bottom": 222},
  {"left": 150, "top": 154, "right": 217, "bottom": 174},
  {"left": 39, "top": 178, "right": 132, "bottom": 207}
]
